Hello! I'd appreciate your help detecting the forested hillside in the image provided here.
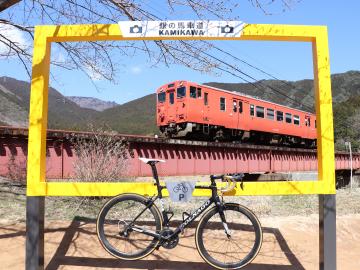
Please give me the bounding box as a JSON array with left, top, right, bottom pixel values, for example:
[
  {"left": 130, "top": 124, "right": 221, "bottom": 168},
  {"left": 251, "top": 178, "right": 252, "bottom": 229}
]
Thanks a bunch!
[{"left": 1, "top": 71, "right": 360, "bottom": 150}]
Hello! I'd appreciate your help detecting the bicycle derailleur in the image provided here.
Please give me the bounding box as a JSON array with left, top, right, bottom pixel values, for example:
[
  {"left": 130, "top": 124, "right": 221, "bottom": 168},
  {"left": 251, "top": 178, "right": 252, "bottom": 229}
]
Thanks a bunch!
[{"left": 158, "top": 228, "right": 179, "bottom": 249}]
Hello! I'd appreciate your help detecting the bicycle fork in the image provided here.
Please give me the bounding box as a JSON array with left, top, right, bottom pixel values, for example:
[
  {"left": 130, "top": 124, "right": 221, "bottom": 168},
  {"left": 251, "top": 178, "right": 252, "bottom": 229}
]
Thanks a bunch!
[{"left": 216, "top": 201, "right": 232, "bottom": 238}]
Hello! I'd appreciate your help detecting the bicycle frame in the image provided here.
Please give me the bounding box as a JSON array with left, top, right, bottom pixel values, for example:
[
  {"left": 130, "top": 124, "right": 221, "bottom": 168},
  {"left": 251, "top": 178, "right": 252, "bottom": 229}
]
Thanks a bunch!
[{"left": 126, "top": 161, "right": 228, "bottom": 242}]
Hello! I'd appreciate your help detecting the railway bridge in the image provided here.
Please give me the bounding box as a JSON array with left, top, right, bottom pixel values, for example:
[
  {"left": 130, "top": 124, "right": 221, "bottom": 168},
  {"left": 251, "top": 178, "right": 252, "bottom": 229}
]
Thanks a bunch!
[{"left": 0, "top": 126, "right": 359, "bottom": 180}]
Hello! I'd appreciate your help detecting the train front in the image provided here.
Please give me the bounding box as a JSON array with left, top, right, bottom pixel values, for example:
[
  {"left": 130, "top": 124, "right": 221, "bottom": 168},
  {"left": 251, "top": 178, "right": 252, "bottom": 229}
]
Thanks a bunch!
[{"left": 156, "top": 81, "right": 190, "bottom": 137}]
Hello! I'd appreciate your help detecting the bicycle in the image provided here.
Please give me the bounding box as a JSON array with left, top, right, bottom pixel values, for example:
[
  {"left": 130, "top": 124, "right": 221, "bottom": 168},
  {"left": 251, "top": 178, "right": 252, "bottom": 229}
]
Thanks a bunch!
[
  {"left": 96, "top": 158, "right": 263, "bottom": 269},
  {"left": 173, "top": 182, "right": 189, "bottom": 193}
]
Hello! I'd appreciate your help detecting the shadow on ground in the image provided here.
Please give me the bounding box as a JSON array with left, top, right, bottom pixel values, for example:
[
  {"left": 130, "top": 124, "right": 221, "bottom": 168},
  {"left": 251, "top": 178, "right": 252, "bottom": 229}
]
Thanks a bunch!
[{"left": 37, "top": 216, "right": 306, "bottom": 270}]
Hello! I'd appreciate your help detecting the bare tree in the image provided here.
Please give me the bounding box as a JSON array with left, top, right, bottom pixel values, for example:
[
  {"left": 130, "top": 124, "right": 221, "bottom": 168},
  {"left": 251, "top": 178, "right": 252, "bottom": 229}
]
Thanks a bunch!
[
  {"left": 248, "top": 0, "right": 302, "bottom": 15},
  {"left": 70, "top": 125, "right": 130, "bottom": 182},
  {"left": 6, "top": 152, "right": 27, "bottom": 183},
  {"left": 0, "top": 0, "right": 300, "bottom": 82}
]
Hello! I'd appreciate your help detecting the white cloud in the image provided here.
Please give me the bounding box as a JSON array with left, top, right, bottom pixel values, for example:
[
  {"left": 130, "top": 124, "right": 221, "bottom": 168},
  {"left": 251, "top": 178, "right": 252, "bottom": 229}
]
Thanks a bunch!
[
  {"left": 0, "top": 23, "right": 30, "bottom": 57},
  {"left": 53, "top": 50, "right": 66, "bottom": 63},
  {"left": 130, "top": 66, "right": 142, "bottom": 75},
  {"left": 84, "top": 63, "right": 103, "bottom": 81}
]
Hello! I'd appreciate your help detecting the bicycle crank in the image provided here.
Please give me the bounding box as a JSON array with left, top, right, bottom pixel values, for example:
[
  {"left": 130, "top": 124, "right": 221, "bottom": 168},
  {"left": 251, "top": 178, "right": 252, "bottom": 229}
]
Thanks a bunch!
[{"left": 160, "top": 229, "right": 179, "bottom": 249}]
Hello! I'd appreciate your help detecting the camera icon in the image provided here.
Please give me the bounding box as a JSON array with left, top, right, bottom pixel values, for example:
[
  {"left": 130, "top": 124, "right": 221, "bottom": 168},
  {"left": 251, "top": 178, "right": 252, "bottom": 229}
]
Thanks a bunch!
[
  {"left": 220, "top": 25, "right": 234, "bottom": 34},
  {"left": 130, "top": 25, "right": 142, "bottom": 34}
]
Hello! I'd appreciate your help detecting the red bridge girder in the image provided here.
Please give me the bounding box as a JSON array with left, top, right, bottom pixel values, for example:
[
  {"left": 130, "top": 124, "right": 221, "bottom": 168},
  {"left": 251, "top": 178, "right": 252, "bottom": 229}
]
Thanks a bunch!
[{"left": 0, "top": 126, "right": 359, "bottom": 179}]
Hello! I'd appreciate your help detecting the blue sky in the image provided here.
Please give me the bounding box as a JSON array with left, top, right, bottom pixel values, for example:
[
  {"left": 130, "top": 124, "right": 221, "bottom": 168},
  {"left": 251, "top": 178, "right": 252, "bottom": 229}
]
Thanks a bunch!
[{"left": 0, "top": 1, "right": 359, "bottom": 104}]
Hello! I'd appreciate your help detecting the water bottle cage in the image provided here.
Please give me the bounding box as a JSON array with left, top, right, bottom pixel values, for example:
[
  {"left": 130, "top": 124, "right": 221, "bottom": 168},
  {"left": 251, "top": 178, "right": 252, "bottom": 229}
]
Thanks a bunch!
[{"left": 163, "top": 210, "right": 174, "bottom": 225}]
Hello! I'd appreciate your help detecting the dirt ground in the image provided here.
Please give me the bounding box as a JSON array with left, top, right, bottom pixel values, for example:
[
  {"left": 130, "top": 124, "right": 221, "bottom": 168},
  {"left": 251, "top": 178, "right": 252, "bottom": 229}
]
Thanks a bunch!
[
  {"left": 1, "top": 215, "right": 360, "bottom": 270},
  {"left": 1, "top": 178, "right": 360, "bottom": 269}
]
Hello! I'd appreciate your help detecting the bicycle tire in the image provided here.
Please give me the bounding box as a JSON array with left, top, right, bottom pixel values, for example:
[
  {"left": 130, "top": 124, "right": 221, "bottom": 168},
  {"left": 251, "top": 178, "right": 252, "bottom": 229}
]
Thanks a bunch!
[
  {"left": 96, "top": 193, "right": 162, "bottom": 260},
  {"left": 195, "top": 203, "right": 262, "bottom": 269}
]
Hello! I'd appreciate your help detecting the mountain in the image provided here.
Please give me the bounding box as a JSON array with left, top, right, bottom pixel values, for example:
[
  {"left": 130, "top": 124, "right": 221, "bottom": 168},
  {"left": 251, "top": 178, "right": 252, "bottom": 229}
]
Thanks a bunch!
[
  {"left": 67, "top": 96, "right": 118, "bottom": 111},
  {"left": 0, "top": 81, "right": 29, "bottom": 126},
  {"left": 1, "top": 71, "right": 360, "bottom": 150},
  {"left": 205, "top": 70, "right": 360, "bottom": 112},
  {"left": 333, "top": 94, "right": 360, "bottom": 151},
  {"left": 95, "top": 94, "right": 158, "bottom": 135},
  {"left": 0, "top": 76, "right": 99, "bottom": 129}
]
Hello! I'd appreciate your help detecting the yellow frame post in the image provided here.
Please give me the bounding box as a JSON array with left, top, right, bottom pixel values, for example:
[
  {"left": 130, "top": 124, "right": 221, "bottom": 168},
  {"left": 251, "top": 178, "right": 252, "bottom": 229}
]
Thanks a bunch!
[{"left": 26, "top": 23, "right": 335, "bottom": 196}]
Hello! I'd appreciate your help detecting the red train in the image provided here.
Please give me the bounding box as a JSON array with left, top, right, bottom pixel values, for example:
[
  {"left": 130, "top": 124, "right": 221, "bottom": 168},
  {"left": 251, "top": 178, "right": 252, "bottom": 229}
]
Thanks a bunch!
[{"left": 156, "top": 81, "right": 317, "bottom": 146}]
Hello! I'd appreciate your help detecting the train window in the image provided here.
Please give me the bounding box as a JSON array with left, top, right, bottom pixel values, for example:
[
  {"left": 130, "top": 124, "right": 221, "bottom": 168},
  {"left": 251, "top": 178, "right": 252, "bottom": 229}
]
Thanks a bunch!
[
  {"left": 168, "top": 83, "right": 175, "bottom": 88},
  {"left": 204, "top": 92, "right": 208, "bottom": 105},
  {"left": 197, "top": 88, "right": 202, "bottom": 98},
  {"left": 233, "top": 101, "right": 237, "bottom": 112},
  {"left": 157, "top": 92, "right": 166, "bottom": 103},
  {"left": 169, "top": 92, "right": 174, "bottom": 104},
  {"left": 177, "top": 86, "right": 186, "bottom": 98},
  {"left": 294, "top": 115, "right": 300, "bottom": 125},
  {"left": 190, "top": 86, "right": 197, "bottom": 98},
  {"left": 256, "top": 106, "right": 265, "bottom": 118},
  {"left": 267, "top": 108, "right": 274, "bottom": 120},
  {"left": 220, "top": 97, "right": 226, "bottom": 111},
  {"left": 285, "top": 113, "right": 292, "bottom": 123},
  {"left": 277, "top": 111, "right": 283, "bottom": 121},
  {"left": 239, "top": 101, "right": 243, "bottom": 113},
  {"left": 250, "top": 104, "right": 254, "bottom": 116}
]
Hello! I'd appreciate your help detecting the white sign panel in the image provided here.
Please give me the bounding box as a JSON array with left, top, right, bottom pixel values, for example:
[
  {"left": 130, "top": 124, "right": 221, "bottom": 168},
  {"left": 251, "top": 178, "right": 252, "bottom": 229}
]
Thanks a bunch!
[
  {"left": 118, "top": 21, "right": 246, "bottom": 38},
  {"left": 165, "top": 181, "right": 197, "bottom": 202}
]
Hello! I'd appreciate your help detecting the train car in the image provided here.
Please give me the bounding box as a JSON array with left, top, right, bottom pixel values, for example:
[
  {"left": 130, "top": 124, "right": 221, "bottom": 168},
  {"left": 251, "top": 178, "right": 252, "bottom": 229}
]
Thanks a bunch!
[{"left": 156, "top": 80, "right": 317, "bottom": 146}]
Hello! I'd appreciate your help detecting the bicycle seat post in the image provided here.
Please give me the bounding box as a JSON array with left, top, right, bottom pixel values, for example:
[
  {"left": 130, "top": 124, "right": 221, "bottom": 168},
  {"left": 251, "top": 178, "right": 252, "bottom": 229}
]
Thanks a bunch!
[{"left": 149, "top": 161, "right": 162, "bottom": 198}]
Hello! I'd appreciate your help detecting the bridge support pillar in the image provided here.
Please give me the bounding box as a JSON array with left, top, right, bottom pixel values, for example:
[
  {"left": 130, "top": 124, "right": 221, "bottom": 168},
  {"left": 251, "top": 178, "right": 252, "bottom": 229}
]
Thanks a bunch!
[
  {"left": 319, "top": 194, "right": 336, "bottom": 270},
  {"left": 26, "top": 196, "right": 45, "bottom": 270}
]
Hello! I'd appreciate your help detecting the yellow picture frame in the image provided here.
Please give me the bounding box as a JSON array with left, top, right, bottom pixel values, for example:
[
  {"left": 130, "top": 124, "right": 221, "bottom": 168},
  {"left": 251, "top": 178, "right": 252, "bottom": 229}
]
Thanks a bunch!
[{"left": 26, "top": 23, "right": 335, "bottom": 196}]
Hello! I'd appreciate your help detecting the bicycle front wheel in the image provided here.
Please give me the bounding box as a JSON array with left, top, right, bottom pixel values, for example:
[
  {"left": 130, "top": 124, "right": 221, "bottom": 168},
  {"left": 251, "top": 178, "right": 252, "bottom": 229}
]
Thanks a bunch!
[
  {"left": 96, "top": 193, "right": 162, "bottom": 260},
  {"left": 195, "top": 203, "right": 262, "bottom": 269}
]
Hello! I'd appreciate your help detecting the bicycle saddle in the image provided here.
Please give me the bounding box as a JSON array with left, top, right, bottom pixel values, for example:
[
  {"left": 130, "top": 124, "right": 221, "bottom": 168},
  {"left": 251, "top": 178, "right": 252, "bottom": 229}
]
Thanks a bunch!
[{"left": 139, "top": 157, "right": 165, "bottom": 164}]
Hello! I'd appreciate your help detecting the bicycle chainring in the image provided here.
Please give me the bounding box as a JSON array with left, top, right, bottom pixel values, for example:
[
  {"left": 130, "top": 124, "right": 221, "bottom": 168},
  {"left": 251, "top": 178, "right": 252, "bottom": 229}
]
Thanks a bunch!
[{"left": 160, "top": 229, "right": 179, "bottom": 249}]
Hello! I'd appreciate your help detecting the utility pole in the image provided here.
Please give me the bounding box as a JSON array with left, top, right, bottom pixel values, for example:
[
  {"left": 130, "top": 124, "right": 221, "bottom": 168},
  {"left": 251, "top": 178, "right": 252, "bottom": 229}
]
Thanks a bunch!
[{"left": 345, "top": 141, "right": 353, "bottom": 189}]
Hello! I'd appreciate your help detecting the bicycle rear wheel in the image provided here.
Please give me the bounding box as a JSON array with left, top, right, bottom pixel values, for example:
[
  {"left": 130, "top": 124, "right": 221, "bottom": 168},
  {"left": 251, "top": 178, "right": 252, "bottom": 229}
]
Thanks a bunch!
[
  {"left": 195, "top": 203, "right": 262, "bottom": 269},
  {"left": 96, "top": 193, "right": 162, "bottom": 260}
]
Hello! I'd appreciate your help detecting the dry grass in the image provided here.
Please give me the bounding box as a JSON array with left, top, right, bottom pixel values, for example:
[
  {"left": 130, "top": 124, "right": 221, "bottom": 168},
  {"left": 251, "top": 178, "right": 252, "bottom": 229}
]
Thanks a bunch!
[{"left": 1, "top": 176, "right": 360, "bottom": 225}]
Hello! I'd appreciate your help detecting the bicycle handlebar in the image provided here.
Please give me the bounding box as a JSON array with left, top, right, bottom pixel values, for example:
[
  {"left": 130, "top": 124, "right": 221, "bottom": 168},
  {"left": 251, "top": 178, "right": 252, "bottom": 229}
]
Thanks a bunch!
[
  {"left": 210, "top": 175, "right": 224, "bottom": 180},
  {"left": 210, "top": 174, "right": 244, "bottom": 181},
  {"left": 209, "top": 174, "right": 244, "bottom": 193}
]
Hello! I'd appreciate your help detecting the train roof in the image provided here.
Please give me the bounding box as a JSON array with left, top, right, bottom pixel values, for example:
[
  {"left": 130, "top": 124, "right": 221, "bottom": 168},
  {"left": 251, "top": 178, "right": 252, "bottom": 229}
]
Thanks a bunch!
[{"left": 158, "top": 80, "right": 315, "bottom": 116}]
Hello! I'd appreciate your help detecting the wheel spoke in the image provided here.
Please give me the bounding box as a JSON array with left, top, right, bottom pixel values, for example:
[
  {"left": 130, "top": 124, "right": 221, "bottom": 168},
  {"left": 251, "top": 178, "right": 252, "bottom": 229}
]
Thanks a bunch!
[
  {"left": 196, "top": 204, "right": 262, "bottom": 268},
  {"left": 97, "top": 195, "right": 161, "bottom": 260}
]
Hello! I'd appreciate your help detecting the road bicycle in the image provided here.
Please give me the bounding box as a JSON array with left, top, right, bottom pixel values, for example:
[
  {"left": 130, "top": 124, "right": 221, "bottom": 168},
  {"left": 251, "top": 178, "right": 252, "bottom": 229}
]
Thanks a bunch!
[{"left": 96, "top": 158, "right": 263, "bottom": 269}]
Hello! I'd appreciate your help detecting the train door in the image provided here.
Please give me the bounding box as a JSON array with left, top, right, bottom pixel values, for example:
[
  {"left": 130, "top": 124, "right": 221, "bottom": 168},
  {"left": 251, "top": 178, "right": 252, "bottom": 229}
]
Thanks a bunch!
[
  {"left": 240, "top": 100, "right": 249, "bottom": 131},
  {"left": 167, "top": 89, "right": 176, "bottom": 123},
  {"left": 176, "top": 85, "right": 186, "bottom": 121},
  {"left": 189, "top": 86, "right": 203, "bottom": 122},
  {"left": 304, "top": 115, "right": 311, "bottom": 138},
  {"left": 231, "top": 98, "right": 242, "bottom": 130},
  {"left": 203, "top": 91, "right": 210, "bottom": 134}
]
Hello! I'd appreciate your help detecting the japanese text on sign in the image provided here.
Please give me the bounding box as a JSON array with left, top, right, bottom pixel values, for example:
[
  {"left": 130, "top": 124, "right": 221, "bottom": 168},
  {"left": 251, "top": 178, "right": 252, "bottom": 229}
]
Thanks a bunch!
[{"left": 118, "top": 20, "right": 246, "bottom": 37}]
